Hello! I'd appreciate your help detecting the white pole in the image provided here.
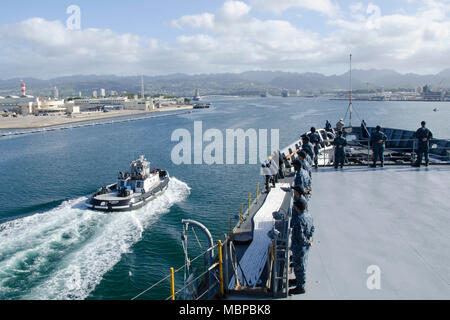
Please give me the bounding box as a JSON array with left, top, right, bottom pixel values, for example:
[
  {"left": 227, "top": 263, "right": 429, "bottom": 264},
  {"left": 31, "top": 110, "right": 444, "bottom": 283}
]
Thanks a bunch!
[{"left": 349, "top": 54, "right": 353, "bottom": 128}]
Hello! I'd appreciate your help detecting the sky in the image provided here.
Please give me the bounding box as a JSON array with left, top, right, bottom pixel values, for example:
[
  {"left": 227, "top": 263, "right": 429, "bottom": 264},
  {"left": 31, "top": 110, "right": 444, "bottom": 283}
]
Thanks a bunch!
[{"left": 0, "top": 0, "right": 449, "bottom": 79}]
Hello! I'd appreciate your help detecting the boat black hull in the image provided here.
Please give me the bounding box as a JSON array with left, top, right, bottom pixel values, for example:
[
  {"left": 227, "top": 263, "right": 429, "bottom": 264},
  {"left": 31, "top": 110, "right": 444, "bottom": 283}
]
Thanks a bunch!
[{"left": 86, "top": 176, "right": 170, "bottom": 212}]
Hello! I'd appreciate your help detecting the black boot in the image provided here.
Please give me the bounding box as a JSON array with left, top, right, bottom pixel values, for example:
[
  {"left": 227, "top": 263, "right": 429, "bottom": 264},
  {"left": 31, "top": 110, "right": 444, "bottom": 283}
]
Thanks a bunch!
[
  {"left": 289, "top": 286, "right": 306, "bottom": 295},
  {"left": 288, "top": 279, "right": 297, "bottom": 287}
]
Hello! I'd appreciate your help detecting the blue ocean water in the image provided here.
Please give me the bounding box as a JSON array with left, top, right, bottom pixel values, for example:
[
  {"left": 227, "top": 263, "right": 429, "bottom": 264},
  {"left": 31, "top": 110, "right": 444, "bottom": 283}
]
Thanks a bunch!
[{"left": 0, "top": 97, "right": 449, "bottom": 300}]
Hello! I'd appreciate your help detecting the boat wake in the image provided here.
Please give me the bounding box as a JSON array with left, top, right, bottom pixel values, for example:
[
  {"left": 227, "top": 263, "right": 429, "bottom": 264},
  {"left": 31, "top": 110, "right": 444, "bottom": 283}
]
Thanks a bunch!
[{"left": 0, "top": 177, "right": 190, "bottom": 300}]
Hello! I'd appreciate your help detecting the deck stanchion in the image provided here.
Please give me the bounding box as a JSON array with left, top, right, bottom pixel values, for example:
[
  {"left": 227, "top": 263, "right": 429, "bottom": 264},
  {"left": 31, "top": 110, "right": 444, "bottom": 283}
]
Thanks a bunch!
[
  {"left": 256, "top": 182, "right": 260, "bottom": 202},
  {"left": 170, "top": 267, "right": 175, "bottom": 301},
  {"left": 229, "top": 217, "right": 233, "bottom": 237},
  {"left": 240, "top": 202, "right": 244, "bottom": 222},
  {"left": 271, "top": 243, "right": 274, "bottom": 262},
  {"left": 249, "top": 192, "right": 252, "bottom": 212},
  {"left": 218, "top": 240, "right": 224, "bottom": 296}
]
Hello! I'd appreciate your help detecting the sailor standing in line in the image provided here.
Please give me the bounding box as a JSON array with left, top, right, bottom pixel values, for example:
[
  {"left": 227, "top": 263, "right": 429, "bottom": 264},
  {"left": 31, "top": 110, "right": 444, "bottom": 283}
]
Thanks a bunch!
[
  {"left": 289, "top": 197, "right": 315, "bottom": 295},
  {"left": 361, "top": 120, "right": 369, "bottom": 139},
  {"left": 268, "top": 155, "right": 279, "bottom": 184},
  {"left": 301, "top": 136, "right": 314, "bottom": 162},
  {"left": 307, "top": 127, "right": 321, "bottom": 169},
  {"left": 325, "top": 120, "right": 332, "bottom": 133},
  {"left": 261, "top": 159, "right": 275, "bottom": 192},
  {"left": 413, "top": 121, "right": 433, "bottom": 167},
  {"left": 292, "top": 160, "right": 312, "bottom": 202},
  {"left": 298, "top": 145, "right": 314, "bottom": 169},
  {"left": 336, "top": 119, "right": 345, "bottom": 132},
  {"left": 370, "top": 125, "right": 387, "bottom": 168},
  {"left": 289, "top": 186, "right": 310, "bottom": 229},
  {"left": 297, "top": 150, "right": 312, "bottom": 179},
  {"left": 332, "top": 131, "right": 347, "bottom": 169}
]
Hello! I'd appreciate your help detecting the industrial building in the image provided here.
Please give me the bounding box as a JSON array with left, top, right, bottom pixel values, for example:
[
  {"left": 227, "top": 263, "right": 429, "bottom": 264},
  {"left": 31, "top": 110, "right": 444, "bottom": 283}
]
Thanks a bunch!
[
  {"left": 19, "top": 98, "right": 68, "bottom": 115},
  {"left": 421, "top": 85, "right": 446, "bottom": 101},
  {"left": 72, "top": 97, "right": 155, "bottom": 111}
]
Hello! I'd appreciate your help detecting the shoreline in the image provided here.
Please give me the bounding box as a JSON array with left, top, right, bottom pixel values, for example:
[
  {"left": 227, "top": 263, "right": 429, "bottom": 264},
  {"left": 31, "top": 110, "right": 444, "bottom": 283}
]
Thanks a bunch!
[{"left": 0, "top": 106, "right": 193, "bottom": 130}]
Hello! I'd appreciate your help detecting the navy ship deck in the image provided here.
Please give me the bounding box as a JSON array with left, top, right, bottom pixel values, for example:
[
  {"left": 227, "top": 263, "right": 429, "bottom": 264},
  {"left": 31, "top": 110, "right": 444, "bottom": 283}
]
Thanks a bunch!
[
  {"left": 130, "top": 126, "right": 449, "bottom": 301},
  {"left": 287, "top": 165, "right": 450, "bottom": 299},
  {"left": 226, "top": 127, "right": 450, "bottom": 300}
]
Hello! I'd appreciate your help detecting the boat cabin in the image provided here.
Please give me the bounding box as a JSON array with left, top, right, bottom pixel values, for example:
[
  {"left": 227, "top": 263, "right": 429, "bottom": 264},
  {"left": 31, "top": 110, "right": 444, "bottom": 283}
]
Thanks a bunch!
[{"left": 117, "top": 156, "right": 160, "bottom": 196}]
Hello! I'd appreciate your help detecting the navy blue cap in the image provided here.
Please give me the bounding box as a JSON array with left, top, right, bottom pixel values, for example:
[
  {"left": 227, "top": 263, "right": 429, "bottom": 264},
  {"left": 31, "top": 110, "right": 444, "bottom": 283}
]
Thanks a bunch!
[
  {"left": 294, "top": 198, "right": 307, "bottom": 212},
  {"left": 292, "top": 159, "right": 302, "bottom": 167}
]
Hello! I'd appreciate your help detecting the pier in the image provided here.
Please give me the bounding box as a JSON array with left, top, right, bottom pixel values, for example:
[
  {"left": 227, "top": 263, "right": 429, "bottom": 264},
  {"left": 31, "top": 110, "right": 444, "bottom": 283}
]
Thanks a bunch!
[{"left": 0, "top": 110, "right": 192, "bottom": 138}]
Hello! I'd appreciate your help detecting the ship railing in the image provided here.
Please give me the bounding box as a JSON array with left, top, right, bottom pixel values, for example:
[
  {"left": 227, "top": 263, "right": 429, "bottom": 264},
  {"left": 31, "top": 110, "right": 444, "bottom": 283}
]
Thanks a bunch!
[
  {"left": 131, "top": 182, "right": 277, "bottom": 301},
  {"left": 266, "top": 205, "right": 292, "bottom": 298},
  {"left": 131, "top": 242, "right": 223, "bottom": 301},
  {"left": 348, "top": 138, "right": 450, "bottom": 164},
  {"left": 315, "top": 138, "right": 450, "bottom": 166}
]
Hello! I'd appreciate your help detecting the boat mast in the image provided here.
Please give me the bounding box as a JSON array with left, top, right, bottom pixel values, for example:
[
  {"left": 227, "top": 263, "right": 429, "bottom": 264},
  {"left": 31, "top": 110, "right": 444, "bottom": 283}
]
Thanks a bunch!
[{"left": 349, "top": 54, "right": 353, "bottom": 128}]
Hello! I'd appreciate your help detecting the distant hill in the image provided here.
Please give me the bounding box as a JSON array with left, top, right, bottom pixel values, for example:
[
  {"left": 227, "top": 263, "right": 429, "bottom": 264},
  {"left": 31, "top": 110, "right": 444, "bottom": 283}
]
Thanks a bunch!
[{"left": 0, "top": 69, "right": 448, "bottom": 97}]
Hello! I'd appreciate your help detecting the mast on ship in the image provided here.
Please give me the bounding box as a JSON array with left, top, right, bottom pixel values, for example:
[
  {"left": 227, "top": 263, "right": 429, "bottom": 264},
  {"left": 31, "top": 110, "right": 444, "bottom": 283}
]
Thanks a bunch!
[
  {"left": 343, "top": 53, "right": 354, "bottom": 130},
  {"left": 349, "top": 53, "right": 353, "bottom": 128}
]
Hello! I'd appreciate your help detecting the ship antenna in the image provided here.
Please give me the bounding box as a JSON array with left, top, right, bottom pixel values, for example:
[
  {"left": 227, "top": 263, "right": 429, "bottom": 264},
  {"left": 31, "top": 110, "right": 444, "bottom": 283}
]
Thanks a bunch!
[
  {"left": 349, "top": 53, "right": 353, "bottom": 128},
  {"left": 343, "top": 53, "right": 354, "bottom": 129},
  {"left": 141, "top": 75, "right": 145, "bottom": 100}
]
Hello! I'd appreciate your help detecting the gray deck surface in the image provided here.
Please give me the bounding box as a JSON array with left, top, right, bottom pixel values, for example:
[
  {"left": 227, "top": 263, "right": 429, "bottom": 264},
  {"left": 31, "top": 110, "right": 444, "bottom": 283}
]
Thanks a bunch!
[{"left": 288, "top": 165, "right": 450, "bottom": 300}]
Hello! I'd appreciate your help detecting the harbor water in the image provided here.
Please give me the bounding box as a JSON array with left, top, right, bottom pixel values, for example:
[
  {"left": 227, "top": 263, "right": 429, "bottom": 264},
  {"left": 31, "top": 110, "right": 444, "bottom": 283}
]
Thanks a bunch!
[{"left": 0, "top": 97, "right": 449, "bottom": 300}]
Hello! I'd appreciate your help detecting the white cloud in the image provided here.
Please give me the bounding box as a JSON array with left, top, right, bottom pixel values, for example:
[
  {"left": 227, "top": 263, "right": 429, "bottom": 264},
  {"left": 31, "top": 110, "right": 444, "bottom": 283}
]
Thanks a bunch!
[
  {"left": 0, "top": 18, "right": 175, "bottom": 78},
  {"left": 172, "top": 13, "right": 215, "bottom": 30},
  {"left": 0, "top": 0, "right": 450, "bottom": 78},
  {"left": 218, "top": 1, "right": 252, "bottom": 20},
  {"left": 251, "top": 0, "right": 340, "bottom": 16},
  {"left": 327, "top": 1, "right": 450, "bottom": 72},
  {"left": 171, "top": 0, "right": 450, "bottom": 74},
  {"left": 350, "top": 2, "right": 364, "bottom": 14}
]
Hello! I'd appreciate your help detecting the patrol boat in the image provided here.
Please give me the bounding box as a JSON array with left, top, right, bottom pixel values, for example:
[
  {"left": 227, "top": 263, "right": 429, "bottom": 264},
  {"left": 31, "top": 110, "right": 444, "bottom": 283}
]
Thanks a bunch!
[{"left": 86, "top": 155, "right": 169, "bottom": 212}]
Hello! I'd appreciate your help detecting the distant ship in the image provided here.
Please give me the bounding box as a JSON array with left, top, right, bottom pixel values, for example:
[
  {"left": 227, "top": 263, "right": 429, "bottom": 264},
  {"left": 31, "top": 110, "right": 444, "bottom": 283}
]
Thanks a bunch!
[
  {"left": 192, "top": 89, "right": 202, "bottom": 102},
  {"left": 86, "top": 155, "right": 169, "bottom": 212},
  {"left": 193, "top": 103, "right": 211, "bottom": 109}
]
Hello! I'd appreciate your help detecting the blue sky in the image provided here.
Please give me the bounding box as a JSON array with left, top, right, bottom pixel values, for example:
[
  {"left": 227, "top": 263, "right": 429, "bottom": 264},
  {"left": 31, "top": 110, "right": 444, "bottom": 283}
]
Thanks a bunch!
[
  {"left": 0, "top": 0, "right": 418, "bottom": 38},
  {"left": 0, "top": 0, "right": 449, "bottom": 78},
  {"left": 0, "top": 0, "right": 225, "bottom": 39}
]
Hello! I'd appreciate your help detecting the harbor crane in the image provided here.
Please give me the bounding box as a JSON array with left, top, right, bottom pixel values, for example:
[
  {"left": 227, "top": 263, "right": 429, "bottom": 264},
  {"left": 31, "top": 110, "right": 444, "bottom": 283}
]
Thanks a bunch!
[{"left": 366, "top": 82, "right": 385, "bottom": 101}]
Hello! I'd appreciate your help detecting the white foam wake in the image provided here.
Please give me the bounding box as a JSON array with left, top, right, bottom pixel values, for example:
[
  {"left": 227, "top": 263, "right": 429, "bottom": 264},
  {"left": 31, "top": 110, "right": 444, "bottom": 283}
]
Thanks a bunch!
[{"left": 0, "top": 177, "right": 190, "bottom": 300}]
